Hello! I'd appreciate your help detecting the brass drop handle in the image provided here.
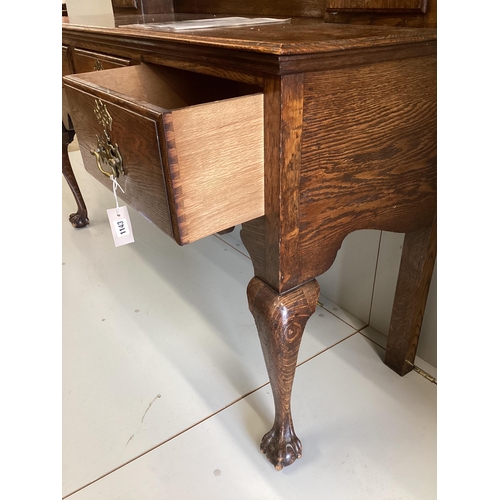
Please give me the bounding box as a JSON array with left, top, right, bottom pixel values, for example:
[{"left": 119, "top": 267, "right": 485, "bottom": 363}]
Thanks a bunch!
[
  {"left": 91, "top": 149, "right": 118, "bottom": 178},
  {"left": 91, "top": 130, "right": 124, "bottom": 179},
  {"left": 91, "top": 99, "right": 125, "bottom": 179}
]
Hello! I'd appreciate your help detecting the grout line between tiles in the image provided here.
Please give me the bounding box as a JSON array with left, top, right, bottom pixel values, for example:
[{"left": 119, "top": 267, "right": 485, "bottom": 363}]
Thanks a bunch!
[
  {"left": 297, "top": 329, "right": 362, "bottom": 369},
  {"left": 63, "top": 323, "right": 362, "bottom": 498},
  {"left": 317, "top": 301, "right": 369, "bottom": 332},
  {"left": 359, "top": 326, "right": 437, "bottom": 385},
  {"left": 367, "top": 230, "right": 383, "bottom": 324},
  {"left": 62, "top": 383, "right": 270, "bottom": 499},
  {"left": 358, "top": 326, "right": 387, "bottom": 351},
  {"left": 213, "top": 233, "right": 251, "bottom": 260}
]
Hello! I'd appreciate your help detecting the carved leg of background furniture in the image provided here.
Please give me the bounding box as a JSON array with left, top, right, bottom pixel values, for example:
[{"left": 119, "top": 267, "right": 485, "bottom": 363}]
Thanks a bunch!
[
  {"left": 247, "top": 277, "right": 320, "bottom": 470},
  {"left": 62, "top": 123, "right": 89, "bottom": 228},
  {"left": 385, "top": 217, "right": 437, "bottom": 376}
]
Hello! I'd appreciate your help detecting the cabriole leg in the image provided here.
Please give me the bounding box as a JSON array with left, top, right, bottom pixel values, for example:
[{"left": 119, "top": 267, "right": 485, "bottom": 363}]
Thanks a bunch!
[
  {"left": 62, "top": 123, "right": 89, "bottom": 228},
  {"left": 247, "top": 277, "right": 320, "bottom": 470}
]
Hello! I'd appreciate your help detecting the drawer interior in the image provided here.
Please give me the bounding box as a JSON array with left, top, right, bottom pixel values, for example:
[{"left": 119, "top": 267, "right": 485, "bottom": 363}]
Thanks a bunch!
[{"left": 70, "top": 63, "right": 261, "bottom": 111}]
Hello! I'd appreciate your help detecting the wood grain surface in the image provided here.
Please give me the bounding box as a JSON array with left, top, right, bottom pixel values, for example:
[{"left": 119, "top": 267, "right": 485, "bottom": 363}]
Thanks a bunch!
[
  {"left": 72, "top": 48, "right": 131, "bottom": 73},
  {"left": 64, "top": 64, "right": 264, "bottom": 244},
  {"left": 165, "top": 93, "right": 264, "bottom": 244},
  {"left": 385, "top": 216, "right": 436, "bottom": 374},
  {"left": 172, "top": 0, "right": 324, "bottom": 17},
  {"left": 297, "top": 54, "right": 437, "bottom": 283},
  {"left": 247, "top": 277, "right": 320, "bottom": 470},
  {"left": 326, "top": 0, "right": 436, "bottom": 27},
  {"left": 63, "top": 17, "right": 437, "bottom": 57},
  {"left": 326, "top": 0, "right": 427, "bottom": 13}
]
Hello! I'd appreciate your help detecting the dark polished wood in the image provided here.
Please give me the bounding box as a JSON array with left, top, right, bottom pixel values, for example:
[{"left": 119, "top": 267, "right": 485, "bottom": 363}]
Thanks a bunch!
[
  {"left": 327, "top": 0, "right": 428, "bottom": 12},
  {"left": 325, "top": 0, "right": 437, "bottom": 27},
  {"left": 63, "top": 42, "right": 89, "bottom": 229},
  {"left": 62, "top": 8, "right": 436, "bottom": 470},
  {"left": 62, "top": 123, "right": 89, "bottom": 228},
  {"left": 385, "top": 215, "right": 437, "bottom": 374},
  {"left": 72, "top": 48, "right": 131, "bottom": 73},
  {"left": 247, "top": 277, "right": 320, "bottom": 470},
  {"left": 172, "top": 0, "right": 325, "bottom": 17}
]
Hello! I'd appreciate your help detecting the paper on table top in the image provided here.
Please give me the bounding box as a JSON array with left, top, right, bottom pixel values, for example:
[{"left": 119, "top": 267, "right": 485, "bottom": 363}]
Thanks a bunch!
[{"left": 121, "top": 17, "right": 291, "bottom": 32}]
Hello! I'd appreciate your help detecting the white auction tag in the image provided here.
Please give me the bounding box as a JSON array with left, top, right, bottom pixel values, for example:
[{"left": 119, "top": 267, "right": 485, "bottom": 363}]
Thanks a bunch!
[{"left": 107, "top": 206, "right": 135, "bottom": 247}]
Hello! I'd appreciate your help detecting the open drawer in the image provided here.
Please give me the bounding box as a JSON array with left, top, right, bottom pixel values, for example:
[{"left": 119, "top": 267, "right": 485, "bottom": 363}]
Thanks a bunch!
[{"left": 63, "top": 64, "right": 264, "bottom": 245}]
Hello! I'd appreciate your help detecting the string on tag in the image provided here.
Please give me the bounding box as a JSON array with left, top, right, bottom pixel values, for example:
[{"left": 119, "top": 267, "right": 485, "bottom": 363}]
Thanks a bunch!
[{"left": 110, "top": 175, "right": 125, "bottom": 217}]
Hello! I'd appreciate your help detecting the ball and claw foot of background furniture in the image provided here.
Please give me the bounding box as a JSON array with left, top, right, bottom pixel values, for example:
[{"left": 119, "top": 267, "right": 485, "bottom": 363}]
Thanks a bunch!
[{"left": 62, "top": 123, "right": 89, "bottom": 229}]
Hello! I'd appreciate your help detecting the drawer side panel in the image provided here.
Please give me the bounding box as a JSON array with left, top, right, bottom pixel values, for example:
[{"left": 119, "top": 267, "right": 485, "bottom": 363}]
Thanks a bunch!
[{"left": 165, "top": 94, "right": 264, "bottom": 244}]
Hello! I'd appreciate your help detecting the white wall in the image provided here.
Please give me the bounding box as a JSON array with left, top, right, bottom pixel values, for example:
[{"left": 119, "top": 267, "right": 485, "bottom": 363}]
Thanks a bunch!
[
  {"left": 65, "top": 0, "right": 115, "bottom": 26},
  {"left": 317, "top": 230, "right": 437, "bottom": 368}
]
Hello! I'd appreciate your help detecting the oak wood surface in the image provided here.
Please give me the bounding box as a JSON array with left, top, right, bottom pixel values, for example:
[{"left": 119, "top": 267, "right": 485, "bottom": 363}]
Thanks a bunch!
[
  {"left": 64, "top": 80, "right": 175, "bottom": 237},
  {"left": 172, "top": 0, "right": 325, "bottom": 17},
  {"left": 242, "top": 72, "right": 306, "bottom": 292},
  {"left": 247, "top": 277, "right": 320, "bottom": 470},
  {"left": 296, "top": 54, "right": 436, "bottom": 285},
  {"left": 64, "top": 64, "right": 264, "bottom": 245},
  {"left": 385, "top": 216, "right": 436, "bottom": 374},
  {"left": 72, "top": 48, "right": 131, "bottom": 73},
  {"left": 63, "top": 16, "right": 436, "bottom": 83},
  {"left": 164, "top": 94, "right": 264, "bottom": 244},
  {"left": 326, "top": 0, "right": 428, "bottom": 13},
  {"left": 63, "top": 17, "right": 436, "bottom": 57},
  {"left": 62, "top": 9, "right": 437, "bottom": 470},
  {"left": 326, "top": 0, "right": 436, "bottom": 27}
]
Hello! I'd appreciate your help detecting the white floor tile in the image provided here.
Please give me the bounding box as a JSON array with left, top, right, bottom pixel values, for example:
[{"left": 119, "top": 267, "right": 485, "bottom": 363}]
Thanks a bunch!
[
  {"left": 360, "top": 325, "right": 437, "bottom": 380},
  {"left": 215, "top": 225, "right": 249, "bottom": 257},
  {"left": 67, "top": 334, "right": 436, "bottom": 500},
  {"left": 317, "top": 294, "right": 368, "bottom": 332},
  {"left": 62, "top": 150, "right": 356, "bottom": 495}
]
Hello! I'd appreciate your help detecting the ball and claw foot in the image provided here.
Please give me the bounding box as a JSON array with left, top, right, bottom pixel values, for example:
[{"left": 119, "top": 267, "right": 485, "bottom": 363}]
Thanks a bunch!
[
  {"left": 260, "top": 425, "right": 303, "bottom": 471},
  {"left": 69, "top": 212, "right": 89, "bottom": 228}
]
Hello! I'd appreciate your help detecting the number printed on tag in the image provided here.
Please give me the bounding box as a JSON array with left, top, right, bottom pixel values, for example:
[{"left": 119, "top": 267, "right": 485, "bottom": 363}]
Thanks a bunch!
[
  {"left": 107, "top": 206, "right": 135, "bottom": 247},
  {"left": 114, "top": 218, "right": 130, "bottom": 237}
]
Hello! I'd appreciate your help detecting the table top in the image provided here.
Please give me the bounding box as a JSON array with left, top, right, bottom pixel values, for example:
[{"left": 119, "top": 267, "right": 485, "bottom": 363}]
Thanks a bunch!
[{"left": 63, "top": 14, "right": 436, "bottom": 56}]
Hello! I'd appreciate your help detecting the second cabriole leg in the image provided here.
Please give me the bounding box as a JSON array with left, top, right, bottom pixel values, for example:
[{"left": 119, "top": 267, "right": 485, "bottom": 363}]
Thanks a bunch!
[
  {"left": 247, "top": 277, "right": 320, "bottom": 471},
  {"left": 62, "top": 123, "right": 89, "bottom": 229}
]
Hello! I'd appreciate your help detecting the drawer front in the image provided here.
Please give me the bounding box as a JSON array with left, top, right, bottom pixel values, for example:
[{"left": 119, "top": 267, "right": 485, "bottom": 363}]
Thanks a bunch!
[
  {"left": 63, "top": 84, "right": 175, "bottom": 237},
  {"left": 63, "top": 64, "right": 264, "bottom": 245},
  {"left": 72, "top": 48, "right": 131, "bottom": 73}
]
